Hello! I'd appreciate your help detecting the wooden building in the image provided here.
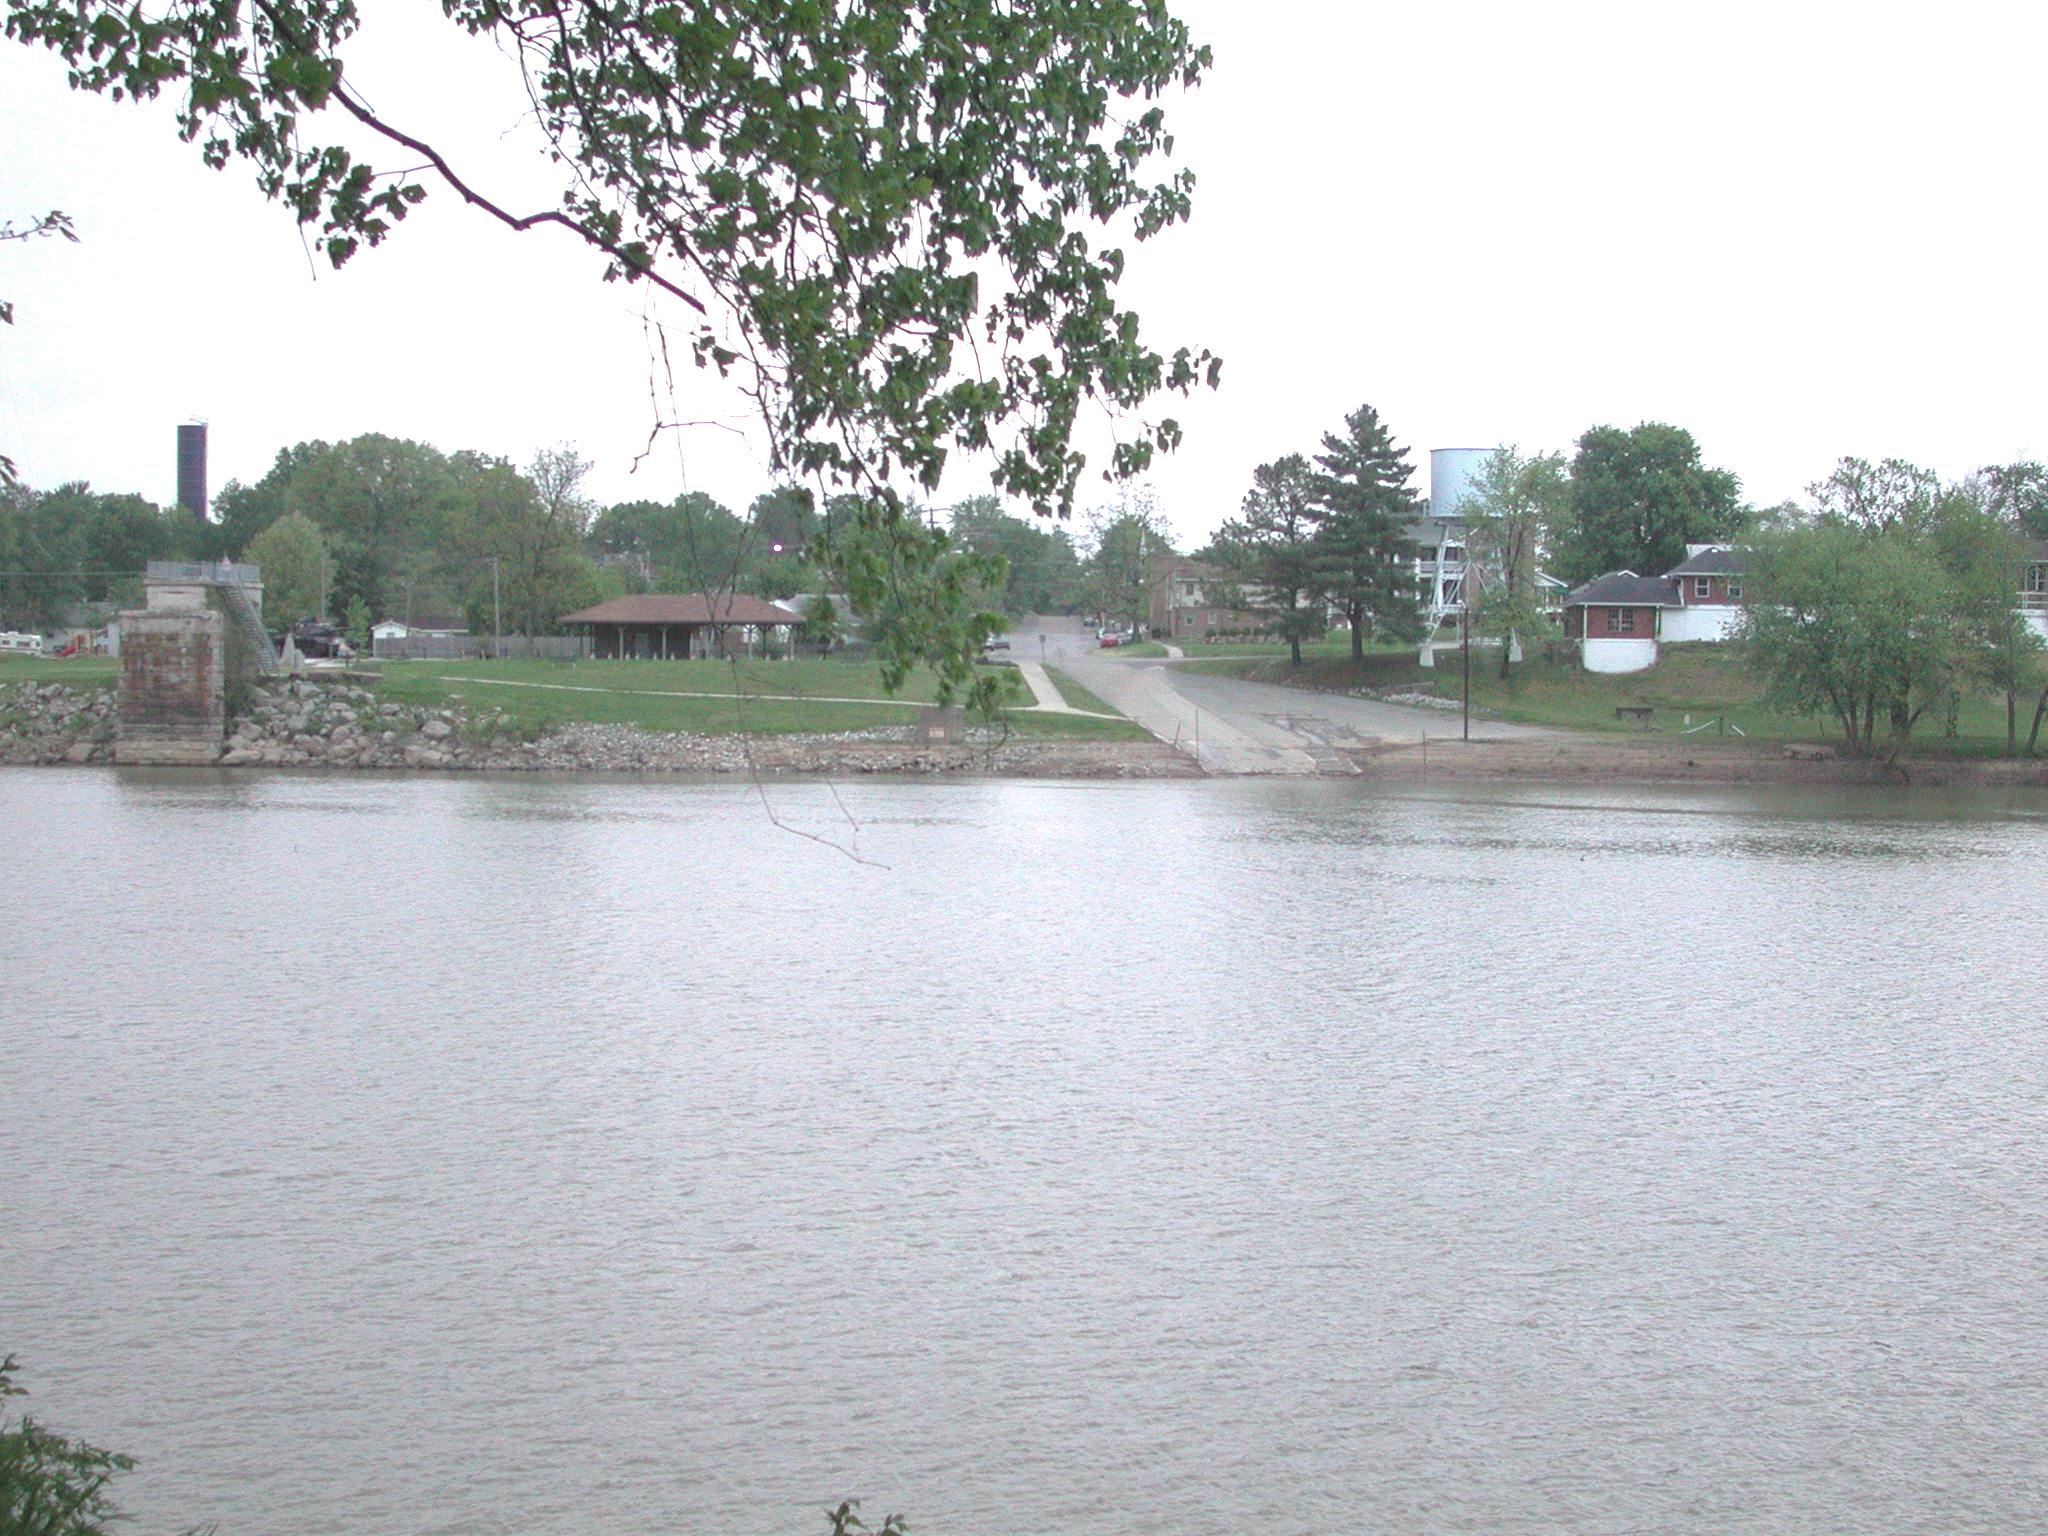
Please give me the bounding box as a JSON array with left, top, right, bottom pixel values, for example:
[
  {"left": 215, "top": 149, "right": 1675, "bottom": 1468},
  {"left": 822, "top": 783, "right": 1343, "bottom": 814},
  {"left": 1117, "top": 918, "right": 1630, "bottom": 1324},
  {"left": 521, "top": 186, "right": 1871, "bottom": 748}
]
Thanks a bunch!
[{"left": 559, "top": 593, "right": 802, "bottom": 659}]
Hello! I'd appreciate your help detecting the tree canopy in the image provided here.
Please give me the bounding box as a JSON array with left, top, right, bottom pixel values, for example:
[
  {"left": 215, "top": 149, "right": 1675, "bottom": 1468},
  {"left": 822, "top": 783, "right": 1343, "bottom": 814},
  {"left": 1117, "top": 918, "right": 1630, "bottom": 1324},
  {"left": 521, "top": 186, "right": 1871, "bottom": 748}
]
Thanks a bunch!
[
  {"left": 1462, "top": 446, "right": 1569, "bottom": 677},
  {"left": 1214, "top": 454, "right": 1323, "bottom": 665},
  {"left": 5, "top": 0, "right": 1219, "bottom": 515},
  {"left": 1564, "top": 422, "right": 1742, "bottom": 581},
  {"left": 1740, "top": 458, "right": 2045, "bottom": 760}
]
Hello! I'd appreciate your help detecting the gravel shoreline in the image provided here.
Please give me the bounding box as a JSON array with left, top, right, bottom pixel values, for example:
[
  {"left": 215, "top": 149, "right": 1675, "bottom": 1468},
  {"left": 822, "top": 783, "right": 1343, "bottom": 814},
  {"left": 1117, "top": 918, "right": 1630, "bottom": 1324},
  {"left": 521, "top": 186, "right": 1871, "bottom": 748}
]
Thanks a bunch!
[{"left": 1, "top": 680, "right": 1199, "bottom": 779}]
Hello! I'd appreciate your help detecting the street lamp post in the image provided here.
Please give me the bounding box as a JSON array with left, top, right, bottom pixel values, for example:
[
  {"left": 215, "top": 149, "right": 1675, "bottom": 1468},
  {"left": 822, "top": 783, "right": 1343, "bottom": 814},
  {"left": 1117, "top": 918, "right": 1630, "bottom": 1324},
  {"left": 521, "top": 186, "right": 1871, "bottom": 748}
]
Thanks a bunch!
[{"left": 1461, "top": 601, "right": 1471, "bottom": 742}]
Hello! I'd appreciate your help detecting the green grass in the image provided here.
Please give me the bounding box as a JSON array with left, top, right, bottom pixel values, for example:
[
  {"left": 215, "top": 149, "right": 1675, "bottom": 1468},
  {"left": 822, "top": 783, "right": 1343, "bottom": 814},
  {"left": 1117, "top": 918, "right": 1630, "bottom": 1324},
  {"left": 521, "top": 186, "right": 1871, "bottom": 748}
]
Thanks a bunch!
[
  {"left": 1190, "top": 642, "right": 2035, "bottom": 757},
  {"left": 371, "top": 656, "right": 1141, "bottom": 739},
  {"left": 992, "top": 710, "right": 1153, "bottom": 742},
  {"left": 1041, "top": 666, "right": 1119, "bottom": 716},
  {"left": 0, "top": 655, "right": 118, "bottom": 687}
]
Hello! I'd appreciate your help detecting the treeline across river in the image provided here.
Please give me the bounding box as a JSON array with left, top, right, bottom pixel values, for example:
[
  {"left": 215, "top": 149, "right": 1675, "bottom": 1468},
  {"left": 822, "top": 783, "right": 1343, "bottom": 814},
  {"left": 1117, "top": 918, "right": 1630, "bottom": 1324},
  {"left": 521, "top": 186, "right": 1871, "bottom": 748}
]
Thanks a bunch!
[{"left": 0, "top": 433, "right": 1163, "bottom": 638}]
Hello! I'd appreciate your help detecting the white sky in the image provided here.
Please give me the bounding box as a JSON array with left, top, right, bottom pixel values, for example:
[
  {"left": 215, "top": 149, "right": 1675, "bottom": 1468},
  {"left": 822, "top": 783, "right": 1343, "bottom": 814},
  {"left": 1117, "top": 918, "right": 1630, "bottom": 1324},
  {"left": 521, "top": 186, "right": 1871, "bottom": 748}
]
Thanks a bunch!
[{"left": 3, "top": 1, "right": 2045, "bottom": 551}]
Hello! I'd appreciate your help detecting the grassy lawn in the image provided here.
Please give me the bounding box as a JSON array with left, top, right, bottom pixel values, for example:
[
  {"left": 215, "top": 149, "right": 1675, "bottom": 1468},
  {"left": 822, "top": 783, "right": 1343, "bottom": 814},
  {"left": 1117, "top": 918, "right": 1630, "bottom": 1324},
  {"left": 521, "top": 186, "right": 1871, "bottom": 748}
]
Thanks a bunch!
[
  {"left": 1042, "top": 666, "right": 1121, "bottom": 716},
  {"left": 1190, "top": 642, "right": 2033, "bottom": 757},
  {"left": 371, "top": 656, "right": 1143, "bottom": 739},
  {"left": 0, "top": 656, "right": 119, "bottom": 687},
  {"left": 995, "top": 709, "right": 1153, "bottom": 742}
]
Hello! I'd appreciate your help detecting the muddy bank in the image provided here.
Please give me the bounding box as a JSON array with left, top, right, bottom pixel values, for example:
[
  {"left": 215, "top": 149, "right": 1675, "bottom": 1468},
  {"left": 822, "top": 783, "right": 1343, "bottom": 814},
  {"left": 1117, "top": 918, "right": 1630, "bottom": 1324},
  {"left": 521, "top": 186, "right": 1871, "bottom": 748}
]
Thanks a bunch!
[
  {"left": 1344, "top": 733, "right": 2048, "bottom": 787},
  {"left": 1, "top": 681, "right": 1198, "bottom": 779}
]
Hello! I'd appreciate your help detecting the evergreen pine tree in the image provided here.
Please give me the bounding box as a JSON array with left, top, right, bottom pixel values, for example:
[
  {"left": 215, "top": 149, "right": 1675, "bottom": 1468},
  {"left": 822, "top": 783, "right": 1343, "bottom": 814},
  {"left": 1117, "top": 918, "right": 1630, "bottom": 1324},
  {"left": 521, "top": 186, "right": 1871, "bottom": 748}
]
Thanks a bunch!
[{"left": 1312, "top": 404, "right": 1421, "bottom": 659}]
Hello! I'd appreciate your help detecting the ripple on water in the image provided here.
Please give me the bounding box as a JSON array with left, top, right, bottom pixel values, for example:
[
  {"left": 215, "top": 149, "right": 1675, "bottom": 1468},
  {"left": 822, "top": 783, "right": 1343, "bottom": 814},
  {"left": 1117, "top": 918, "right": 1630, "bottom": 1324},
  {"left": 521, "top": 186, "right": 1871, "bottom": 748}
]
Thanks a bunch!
[{"left": 3, "top": 769, "right": 2045, "bottom": 1535}]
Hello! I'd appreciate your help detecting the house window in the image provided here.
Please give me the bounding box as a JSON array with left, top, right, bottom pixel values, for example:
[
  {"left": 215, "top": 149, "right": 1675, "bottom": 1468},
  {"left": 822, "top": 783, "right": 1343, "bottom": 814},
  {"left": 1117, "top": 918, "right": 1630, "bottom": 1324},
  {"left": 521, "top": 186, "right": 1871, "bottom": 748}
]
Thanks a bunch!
[
  {"left": 2027, "top": 566, "right": 2047, "bottom": 594},
  {"left": 1729, "top": 580, "right": 1743, "bottom": 600},
  {"left": 1614, "top": 608, "right": 1636, "bottom": 635},
  {"left": 1694, "top": 576, "right": 1712, "bottom": 599}
]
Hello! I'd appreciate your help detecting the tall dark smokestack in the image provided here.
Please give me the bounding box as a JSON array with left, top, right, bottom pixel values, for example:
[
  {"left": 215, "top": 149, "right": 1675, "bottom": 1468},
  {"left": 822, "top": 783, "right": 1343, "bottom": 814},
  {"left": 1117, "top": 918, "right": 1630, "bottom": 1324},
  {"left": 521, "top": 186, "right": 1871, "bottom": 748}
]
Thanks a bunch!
[{"left": 176, "top": 422, "right": 208, "bottom": 518}]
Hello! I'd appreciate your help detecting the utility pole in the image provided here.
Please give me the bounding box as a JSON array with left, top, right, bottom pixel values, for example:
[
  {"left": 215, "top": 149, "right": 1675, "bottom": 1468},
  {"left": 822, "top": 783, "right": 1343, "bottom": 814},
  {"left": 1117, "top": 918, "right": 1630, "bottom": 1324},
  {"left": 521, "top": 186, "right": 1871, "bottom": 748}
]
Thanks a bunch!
[
  {"left": 1461, "top": 601, "right": 1471, "bottom": 742},
  {"left": 491, "top": 557, "right": 502, "bottom": 661}
]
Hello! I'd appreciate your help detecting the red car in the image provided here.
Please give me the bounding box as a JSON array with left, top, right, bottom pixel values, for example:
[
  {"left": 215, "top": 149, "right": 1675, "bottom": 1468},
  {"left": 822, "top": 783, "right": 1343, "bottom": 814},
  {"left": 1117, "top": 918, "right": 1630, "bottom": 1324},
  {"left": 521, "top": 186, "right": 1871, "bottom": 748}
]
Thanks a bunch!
[{"left": 1098, "top": 632, "right": 1121, "bottom": 648}]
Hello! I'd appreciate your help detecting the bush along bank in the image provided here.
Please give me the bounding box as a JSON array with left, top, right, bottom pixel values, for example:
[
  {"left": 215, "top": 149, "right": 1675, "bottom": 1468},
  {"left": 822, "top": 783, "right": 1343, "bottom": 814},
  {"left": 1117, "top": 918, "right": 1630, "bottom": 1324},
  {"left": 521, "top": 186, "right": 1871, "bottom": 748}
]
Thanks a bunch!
[{"left": 3, "top": 679, "right": 1198, "bottom": 778}]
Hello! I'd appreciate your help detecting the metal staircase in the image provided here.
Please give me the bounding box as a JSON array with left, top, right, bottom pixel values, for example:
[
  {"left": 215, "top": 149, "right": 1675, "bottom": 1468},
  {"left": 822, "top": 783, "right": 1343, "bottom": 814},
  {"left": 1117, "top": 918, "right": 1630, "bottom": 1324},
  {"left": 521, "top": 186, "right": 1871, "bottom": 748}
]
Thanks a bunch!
[{"left": 221, "top": 579, "right": 280, "bottom": 673}]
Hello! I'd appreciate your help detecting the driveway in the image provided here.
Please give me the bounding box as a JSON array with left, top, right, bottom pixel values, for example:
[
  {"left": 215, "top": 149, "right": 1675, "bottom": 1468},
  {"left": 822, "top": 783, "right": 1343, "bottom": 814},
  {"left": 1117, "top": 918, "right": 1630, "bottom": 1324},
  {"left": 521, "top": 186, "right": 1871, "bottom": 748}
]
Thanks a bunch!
[{"left": 1009, "top": 615, "right": 1552, "bottom": 775}]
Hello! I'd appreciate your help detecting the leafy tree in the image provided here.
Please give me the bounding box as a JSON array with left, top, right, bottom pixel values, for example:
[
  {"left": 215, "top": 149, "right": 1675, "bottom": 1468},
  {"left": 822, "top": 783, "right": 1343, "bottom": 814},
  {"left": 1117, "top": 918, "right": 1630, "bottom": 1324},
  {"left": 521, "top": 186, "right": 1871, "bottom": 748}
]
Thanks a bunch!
[
  {"left": 655, "top": 492, "right": 752, "bottom": 593},
  {"left": 1213, "top": 455, "right": 1325, "bottom": 665},
  {"left": 5, "top": 0, "right": 1217, "bottom": 515},
  {"left": 219, "top": 436, "right": 460, "bottom": 620},
  {"left": 1737, "top": 465, "right": 2020, "bottom": 761},
  {"left": 0, "top": 481, "right": 198, "bottom": 626},
  {"left": 0, "top": 1353, "right": 135, "bottom": 1534},
  {"left": 448, "top": 452, "right": 604, "bottom": 637},
  {"left": 821, "top": 499, "right": 1008, "bottom": 719},
  {"left": 343, "top": 594, "right": 371, "bottom": 651},
  {"left": 1807, "top": 456, "right": 1943, "bottom": 536},
  {"left": 950, "top": 495, "right": 1084, "bottom": 614},
  {"left": 1564, "top": 422, "right": 1742, "bottom": 581},
  {"left": 245, "top": 510, "right": 329, "bottom": 623},
  {"left": 1311, "top": 403, "right": 1420, "bottom": 659},
  {"left": 1975, "top": 460, "right": 2048, "bottom": 541},
  {"left": 1934, "top": 486, "right": 2046, "bottom": 755},
  {"left": 801, "top": 592, "right": 843, "bottom": 652},
  {"left": 1463, "top": 447, "right": 1568, "bottom": 678},
  {"left": 74, "top": 491, "right": 195, "bottom": 603},
  {"left": 749, "top": 486, "right": 817, "bottom": 559},
  {"left": 1082, "top": 489, "right": 1174, "bottom": 636}
]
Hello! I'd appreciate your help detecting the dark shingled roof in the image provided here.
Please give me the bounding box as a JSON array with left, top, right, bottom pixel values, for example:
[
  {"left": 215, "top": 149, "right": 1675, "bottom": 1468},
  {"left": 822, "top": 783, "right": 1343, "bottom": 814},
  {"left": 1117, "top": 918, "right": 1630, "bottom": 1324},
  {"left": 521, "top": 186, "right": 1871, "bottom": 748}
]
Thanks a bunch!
[
  {"left": 559, "top": 594, "right": 801, "bottom": 625},
  {"left": 1665, "top": 545, "right": 1743, "bottom": 577},
  {"left": 1566, "top": 572, "right": 1682, "bottom": 607}
]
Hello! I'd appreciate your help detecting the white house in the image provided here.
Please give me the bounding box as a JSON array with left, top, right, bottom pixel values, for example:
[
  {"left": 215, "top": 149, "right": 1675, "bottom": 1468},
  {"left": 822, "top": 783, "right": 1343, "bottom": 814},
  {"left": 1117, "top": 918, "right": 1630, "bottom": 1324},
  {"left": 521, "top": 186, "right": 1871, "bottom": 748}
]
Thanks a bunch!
[{"left": 1658, "top": 545, "right": 1745, "bottom": 642}]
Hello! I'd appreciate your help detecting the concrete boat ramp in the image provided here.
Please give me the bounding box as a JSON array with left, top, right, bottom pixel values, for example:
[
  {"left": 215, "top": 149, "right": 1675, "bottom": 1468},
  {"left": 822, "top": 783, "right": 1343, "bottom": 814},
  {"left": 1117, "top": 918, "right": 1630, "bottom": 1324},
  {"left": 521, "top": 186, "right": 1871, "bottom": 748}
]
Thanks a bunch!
[{"left": 1018, "top": 616, "right": 1551, "bottom": 777}]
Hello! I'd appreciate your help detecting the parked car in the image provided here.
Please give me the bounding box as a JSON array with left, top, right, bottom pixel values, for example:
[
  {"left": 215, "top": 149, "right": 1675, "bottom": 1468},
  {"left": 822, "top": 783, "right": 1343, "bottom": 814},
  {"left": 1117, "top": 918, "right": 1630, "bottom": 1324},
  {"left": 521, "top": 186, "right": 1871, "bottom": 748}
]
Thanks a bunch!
[
  {"left": 982, "top": 634, "right": 1011, "bottom": 652},
  {"left": 1098, "top": 631, "right": 1121, "bottom": 649}
]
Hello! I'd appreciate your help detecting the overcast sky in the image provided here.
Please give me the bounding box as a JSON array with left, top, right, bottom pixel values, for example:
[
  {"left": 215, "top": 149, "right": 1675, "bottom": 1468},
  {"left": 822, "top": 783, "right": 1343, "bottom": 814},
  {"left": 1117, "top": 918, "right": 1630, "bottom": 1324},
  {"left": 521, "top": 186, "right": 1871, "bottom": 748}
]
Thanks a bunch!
[{"left": 4, "top": 1, "right": 2045, "bottom": 550}]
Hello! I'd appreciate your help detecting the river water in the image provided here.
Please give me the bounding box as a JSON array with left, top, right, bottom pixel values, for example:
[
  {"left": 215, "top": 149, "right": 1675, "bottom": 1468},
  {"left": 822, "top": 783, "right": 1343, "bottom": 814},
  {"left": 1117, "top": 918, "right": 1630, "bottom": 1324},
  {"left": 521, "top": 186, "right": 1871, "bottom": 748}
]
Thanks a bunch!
[{"left": 4, "top": 768, "right": 2045, "bottom": 1534}]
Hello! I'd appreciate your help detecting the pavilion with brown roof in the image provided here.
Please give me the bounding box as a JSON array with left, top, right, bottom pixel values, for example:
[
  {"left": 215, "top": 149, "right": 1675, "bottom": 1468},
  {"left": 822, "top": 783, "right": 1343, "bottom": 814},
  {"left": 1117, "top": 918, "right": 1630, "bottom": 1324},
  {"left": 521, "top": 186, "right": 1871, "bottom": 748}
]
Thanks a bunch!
[{"left": 558, "top": 593, "right": 802, "bottom": 660}]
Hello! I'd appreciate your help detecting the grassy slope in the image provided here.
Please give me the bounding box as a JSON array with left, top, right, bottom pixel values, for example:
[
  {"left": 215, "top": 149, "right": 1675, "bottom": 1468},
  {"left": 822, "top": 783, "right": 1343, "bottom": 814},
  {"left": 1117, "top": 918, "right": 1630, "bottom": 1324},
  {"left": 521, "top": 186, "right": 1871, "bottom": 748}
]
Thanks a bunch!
[
  {"left": 1188, "top": 642, "right": 2032, "bottom": 756},
  {"left": 1024, "top": 668, "right": 1151, "bottom": 741},
  {"left": 373, "top": 657, "right": 1146, "bottom": 739},
  {"left": 1042, "top": 666, "right": 1116, "bottom": 714}
]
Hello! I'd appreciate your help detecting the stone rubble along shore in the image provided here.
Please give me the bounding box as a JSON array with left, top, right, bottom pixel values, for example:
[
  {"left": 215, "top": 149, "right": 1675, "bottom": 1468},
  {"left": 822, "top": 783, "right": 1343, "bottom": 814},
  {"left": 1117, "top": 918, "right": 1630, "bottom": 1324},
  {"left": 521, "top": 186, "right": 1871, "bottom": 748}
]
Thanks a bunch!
[
  {"left": 2, "top": 680, "right": 1198, "bottom": 778},
  {"left": 0, "top": 681, "right": 119, "bottom": 764}
]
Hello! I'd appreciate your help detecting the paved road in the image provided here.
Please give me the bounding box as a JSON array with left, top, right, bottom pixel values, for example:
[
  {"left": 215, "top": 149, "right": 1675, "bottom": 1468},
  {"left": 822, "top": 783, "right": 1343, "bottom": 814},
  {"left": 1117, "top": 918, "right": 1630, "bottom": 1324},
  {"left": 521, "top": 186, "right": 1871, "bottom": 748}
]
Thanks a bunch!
[{"left": 1009, "top": 615, "right": 1552, "bottom": 775}]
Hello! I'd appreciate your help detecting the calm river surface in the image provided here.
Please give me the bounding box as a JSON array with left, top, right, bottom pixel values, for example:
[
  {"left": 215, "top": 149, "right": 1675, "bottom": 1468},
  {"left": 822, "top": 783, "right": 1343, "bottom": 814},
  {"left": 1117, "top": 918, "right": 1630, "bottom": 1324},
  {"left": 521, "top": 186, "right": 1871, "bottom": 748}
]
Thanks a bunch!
[{"left": 4, "top": 768, "right": 2046, "bottom": 1534}]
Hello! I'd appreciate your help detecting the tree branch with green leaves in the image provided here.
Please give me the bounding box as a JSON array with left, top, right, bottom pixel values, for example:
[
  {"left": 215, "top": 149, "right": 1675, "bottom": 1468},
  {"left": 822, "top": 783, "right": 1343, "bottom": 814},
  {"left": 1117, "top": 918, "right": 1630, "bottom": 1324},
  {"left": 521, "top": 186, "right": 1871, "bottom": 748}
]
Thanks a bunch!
[{"left": 4, "top": 0, "right": 1220, "bottom": 514}]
